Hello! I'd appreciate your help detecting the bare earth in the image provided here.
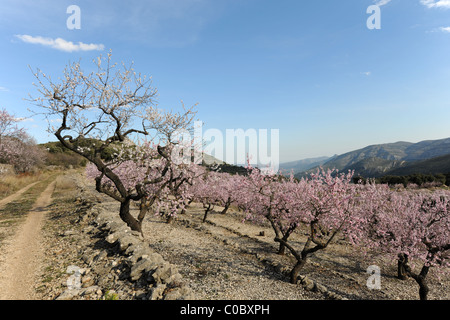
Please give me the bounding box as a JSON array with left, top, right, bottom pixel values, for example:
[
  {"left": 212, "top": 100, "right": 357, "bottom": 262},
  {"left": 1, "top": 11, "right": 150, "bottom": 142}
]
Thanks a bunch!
[
  {"left": 0, "top": 180, "right": 56, "bottom": 300},
  {"left": 141, "top": 202, "right": 450, "bottom": 301}
]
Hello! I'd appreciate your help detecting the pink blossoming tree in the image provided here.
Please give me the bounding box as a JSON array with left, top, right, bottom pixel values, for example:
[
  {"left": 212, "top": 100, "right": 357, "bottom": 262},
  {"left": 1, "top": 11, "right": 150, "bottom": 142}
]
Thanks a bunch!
[
  {"left": 238, "top": 167, "right": 361, "bottom": 284},
  {"left": 357, "top": 184, "right": 450, "bottom": 300},
  {"left": 0, "top": 108, "right": 44, "bottom": 173}
]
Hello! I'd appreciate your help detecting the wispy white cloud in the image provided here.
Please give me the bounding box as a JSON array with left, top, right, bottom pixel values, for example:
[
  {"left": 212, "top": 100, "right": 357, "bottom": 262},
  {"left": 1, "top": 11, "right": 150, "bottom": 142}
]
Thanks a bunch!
[
  {"left": 361, "top": 71, "right": 372, "bottom": 76},
  {"left": 15, "top": 117, "right": 34, "bottom": 122},
  {"left": 428, "top": 26, "right": 450, "bottom": 33},
  {"left": 374, "top": 0, "right": 392, "bottom": 6},
  {"left": 15, "top": 34, "right": 104, "bottom": 52},
  {"left": 420, "top": 0, "right": 450, "bottom": 8},
  {"left": 0, "top": 86, "right": 9, "bottom": 92},
  {"left": 2, "top": 1, "right": 219, "bottom": 49}
]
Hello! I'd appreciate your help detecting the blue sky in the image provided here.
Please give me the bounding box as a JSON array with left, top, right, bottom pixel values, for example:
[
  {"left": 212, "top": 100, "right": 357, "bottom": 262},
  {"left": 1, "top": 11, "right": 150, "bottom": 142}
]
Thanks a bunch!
[{"left": 1, "top": 0, "right": 450, "bottom": 163}]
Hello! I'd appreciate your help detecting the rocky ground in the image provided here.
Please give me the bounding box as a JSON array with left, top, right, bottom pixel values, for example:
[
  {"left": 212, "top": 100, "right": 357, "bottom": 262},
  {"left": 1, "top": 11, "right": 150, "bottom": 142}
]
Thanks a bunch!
[
  {"left": 143, "top": 204, "right": 449, "bottom": 301},
  {"left": 1, "top": 170, "right": 448, "bottom": 301},
  {"left": 36, "top": 171, "right": 450, "bottom": 301}
]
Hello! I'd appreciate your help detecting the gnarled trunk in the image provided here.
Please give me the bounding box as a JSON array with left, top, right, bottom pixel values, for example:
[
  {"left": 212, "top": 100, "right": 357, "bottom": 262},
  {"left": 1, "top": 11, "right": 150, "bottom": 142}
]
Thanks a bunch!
[
  {"left": 119, "top": 198, "right": 142, "bottom": 234},
  {"left": 411, "top": 265, "right": 430, "bottom": 301},
  {"left": 290, "top": 258, "right": 307, "bottom": 284},
  {"left": 404, "top": 260, "right": 430, "bottom": 300}
]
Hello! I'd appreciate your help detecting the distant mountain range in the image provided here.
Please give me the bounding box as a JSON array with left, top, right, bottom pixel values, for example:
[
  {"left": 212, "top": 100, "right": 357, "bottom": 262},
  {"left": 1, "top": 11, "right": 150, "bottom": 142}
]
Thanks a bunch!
[
  {"left": 283, "top": 137, "right": 450, "bottom": 179},
  {"left": 279, "top": 156, "right": 334, "bottom": 175},
  {"left": 42, "top": 137, "right": 450, "bottom": 179}
]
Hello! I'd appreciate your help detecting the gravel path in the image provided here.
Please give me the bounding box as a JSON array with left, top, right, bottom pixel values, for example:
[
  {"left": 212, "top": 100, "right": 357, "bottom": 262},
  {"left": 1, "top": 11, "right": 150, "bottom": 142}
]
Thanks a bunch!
[
  {"left": 143, "top": 207, "right": 323, "bottom": 300},
  {"left": 0, "top": 180, "right": 56, "bottom": 300}
]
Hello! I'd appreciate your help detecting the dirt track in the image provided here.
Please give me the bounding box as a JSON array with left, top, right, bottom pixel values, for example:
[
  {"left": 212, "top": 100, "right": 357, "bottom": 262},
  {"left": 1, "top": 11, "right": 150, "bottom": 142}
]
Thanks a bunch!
[
  {"left": 0, "top": 182, "right": 40, "bottom": 210},
  {"left": 0, "top": 180, "right": 56, "bottom": 300}
]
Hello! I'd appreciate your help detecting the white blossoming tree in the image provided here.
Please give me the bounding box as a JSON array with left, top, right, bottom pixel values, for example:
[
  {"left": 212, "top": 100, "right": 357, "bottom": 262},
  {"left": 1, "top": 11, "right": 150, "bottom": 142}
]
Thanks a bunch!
[{"left": 29, "top": 52, "right": 197, "bottom": 234}]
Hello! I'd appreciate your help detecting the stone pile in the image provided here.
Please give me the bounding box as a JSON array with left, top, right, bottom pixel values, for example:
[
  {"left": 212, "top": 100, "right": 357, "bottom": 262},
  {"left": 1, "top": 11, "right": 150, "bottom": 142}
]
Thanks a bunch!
[{"left": 55, "top": 191, "right": 192, "bottom": 300}]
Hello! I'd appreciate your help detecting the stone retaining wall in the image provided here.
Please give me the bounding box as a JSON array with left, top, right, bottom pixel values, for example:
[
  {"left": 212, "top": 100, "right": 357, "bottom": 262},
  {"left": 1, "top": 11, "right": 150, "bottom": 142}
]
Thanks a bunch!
[
  {"left": 94, "top": 206, "right": 192, "bottom": 300},
  {"left": 56, "top": 183, "right": 192, "bottom": 300}
]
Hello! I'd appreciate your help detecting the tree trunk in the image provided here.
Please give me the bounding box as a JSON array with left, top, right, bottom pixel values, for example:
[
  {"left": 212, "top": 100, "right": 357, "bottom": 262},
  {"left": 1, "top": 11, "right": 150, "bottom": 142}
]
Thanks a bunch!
[
  {"left": 290, "top": 259, "right": 307, "bottom": 284},
  {"left": 277, "top": 233, "right": 290, "bottom": 255},
  {"left": 415, "top": 266, "right": 430, "bottom": 301},
  {"left": 274, "top": 237, "right": 315, "bottom": 284},
  {"left": 405, "top": 261, "right": 430, "bottom": 300},
  {"left": 203, "top": 204, "right": 213, "bottom": 223},
  {"left": 397, "top": 253, "right": 408, "bottom": 280},
  {"left": 221, "top": 197, "right": 232, "bottom": 214},
  {"left": 138, "top": 198, "right": 150, "bottom": 224},
  {"left": 418, "top": 278, "right": 429, "bottom": 301},
  {"left": 266, "top": 216, "right": 286, "bottom": 255},
  {"left": 277, "top": 226, "right": 296, "bottom": 256},
  {"left": 119, "top": 198, "right": 142, "bottom": 234},
  {"left": 278, "top": 243, "right": 286, "bottom": 255}
]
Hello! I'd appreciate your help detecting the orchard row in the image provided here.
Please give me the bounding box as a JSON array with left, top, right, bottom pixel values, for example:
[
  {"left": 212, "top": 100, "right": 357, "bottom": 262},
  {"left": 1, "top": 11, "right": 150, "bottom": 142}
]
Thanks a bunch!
[{"left": 86, "top": 142, "right": 449, "bottom": 301}]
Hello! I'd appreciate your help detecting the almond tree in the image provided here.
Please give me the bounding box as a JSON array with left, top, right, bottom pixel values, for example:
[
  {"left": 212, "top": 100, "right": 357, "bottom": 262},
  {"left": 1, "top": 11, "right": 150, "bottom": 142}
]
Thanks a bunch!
[
  {"left": 187, "top": 169, "right": 227, "bottom": 223},
  {"left": 86, "top": 143, "right": 203, "bottom": 225},
  {"left": 0, "top": 108, "right": 25, "bottom": 144},
  {"left": 358, "top": 186, "right": 450, "bottom": 300},
  {"left": 278, "top": 169, "right": 360, "bottom": 284},
  {"left": 0, "top": 108, "right": 25, "bottom": 166},
  {"left": 29, "top": 52, "right": 197, "bottom": 234},
  {"left": 238, "top": 166, "right": 305, "bottom": 256},
  {"left": 0, "top": 108, "right": 44, "bottom": 172},
  {"left": 195, "top": 171, "right": 244, "bottom": 222},
  {"left": 241, "top": 167, "right": 361, "bottom": 284},
  {"left": 154, "top": 161, "right": 205, "bottom": 223},
  {"left": 189, "top": 170, "right": 221, "bottom": 223},
  {"left": 214, "top": 172, "right": 243, "bottom": 215}
]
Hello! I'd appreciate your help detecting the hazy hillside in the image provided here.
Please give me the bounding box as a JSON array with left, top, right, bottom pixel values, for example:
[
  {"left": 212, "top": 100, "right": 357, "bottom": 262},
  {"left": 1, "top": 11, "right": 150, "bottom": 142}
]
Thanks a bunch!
[
  {"left": 342, "top": 157, "right": 407, "bottom": 178},
  {"left": 403, "top": 138, "right": 450, "bottom": 161},
  {"left": 279, "top": 156, "right": 333, "bottom": 175},
  {"left": 386, "top": 153, "right": 450, "bottom": 176},
  {"left": 317, "top": 141, "right": 412, "bottom": 171},
  {"left": 295, "top": 137, "right": 450, "bottom": 179}
]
